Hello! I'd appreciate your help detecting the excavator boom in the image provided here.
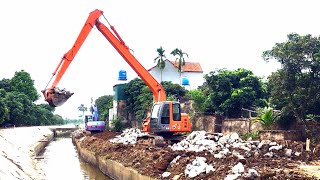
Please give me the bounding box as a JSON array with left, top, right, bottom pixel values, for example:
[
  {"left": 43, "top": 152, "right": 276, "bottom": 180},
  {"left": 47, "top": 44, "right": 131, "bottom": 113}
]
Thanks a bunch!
[
  {"left": 42, "top": 9, "right": 166, "bottom": 107},
  {"left": 43, "top": 9, "right": 192, "bottom": 135}
]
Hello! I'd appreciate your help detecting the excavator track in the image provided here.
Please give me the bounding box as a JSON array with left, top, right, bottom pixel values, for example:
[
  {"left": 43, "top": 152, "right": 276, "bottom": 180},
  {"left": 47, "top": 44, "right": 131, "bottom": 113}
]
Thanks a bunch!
[{"left": 137, "top": 133, "right": 187, "bottom": 146}]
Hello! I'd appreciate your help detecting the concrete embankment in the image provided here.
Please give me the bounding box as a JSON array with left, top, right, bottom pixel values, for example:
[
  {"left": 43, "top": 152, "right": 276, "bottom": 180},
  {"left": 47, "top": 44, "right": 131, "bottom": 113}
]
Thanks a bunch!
[
  {"left": 0, "top": 126, "right": 54, "bottom": 180},
  {"left": 72, "top": 135, "right": 155, "bottom": 180}
]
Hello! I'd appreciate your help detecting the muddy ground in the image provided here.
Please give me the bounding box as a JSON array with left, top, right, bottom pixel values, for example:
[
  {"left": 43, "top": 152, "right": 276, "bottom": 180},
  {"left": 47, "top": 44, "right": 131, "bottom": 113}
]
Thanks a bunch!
[{"left": 75, "top": 131, "right": 320, "bottom": 180}]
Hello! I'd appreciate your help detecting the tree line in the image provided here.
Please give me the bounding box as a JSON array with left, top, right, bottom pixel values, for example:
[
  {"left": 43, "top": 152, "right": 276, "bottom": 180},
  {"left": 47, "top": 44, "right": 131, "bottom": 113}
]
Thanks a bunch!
[
  {"left": 2, "top": 33, "right": 319, "bottom": 130},
  {"left": 123, "top": 33, "right": 320, "bottom": 130},
  {"left": 0, "top": 70, "right": 64, "bottom": 127}
]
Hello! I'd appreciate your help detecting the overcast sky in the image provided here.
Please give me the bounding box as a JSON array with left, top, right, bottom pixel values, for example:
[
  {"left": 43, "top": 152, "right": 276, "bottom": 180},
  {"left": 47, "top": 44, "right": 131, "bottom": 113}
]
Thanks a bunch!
[{"left": 1, "top": 0, "right": 319, "bottom": 119}]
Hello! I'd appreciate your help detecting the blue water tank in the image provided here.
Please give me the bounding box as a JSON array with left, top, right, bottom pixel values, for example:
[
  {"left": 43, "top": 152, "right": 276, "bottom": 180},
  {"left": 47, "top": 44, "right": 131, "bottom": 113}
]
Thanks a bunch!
[
  {"left": 118, "top": 70, "right": 127, "bottom": 80},
  {"left": 182, "top": 78, "right": 189, "bottom": 85}
]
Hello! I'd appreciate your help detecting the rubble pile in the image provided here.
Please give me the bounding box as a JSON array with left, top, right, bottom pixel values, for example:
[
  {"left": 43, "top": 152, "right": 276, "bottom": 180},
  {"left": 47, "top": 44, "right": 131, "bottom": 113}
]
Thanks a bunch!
[
  {"left": 170, "top": 131, "right": 294, "bottom": 157},
  {"left": 72, "top": 129, "right": 87, "bottom": 139},
  {"left": 78, "top": 130, "right": 320, "bottom": 179},
  {"left": 169, "top": 131, "right": 307, "bottom": 179},
  {"left": 184, "top": 157, "right": 214, "bottom": 178},
  {"left": 109, "top": 128, "right": 148, "bottom": 144}
]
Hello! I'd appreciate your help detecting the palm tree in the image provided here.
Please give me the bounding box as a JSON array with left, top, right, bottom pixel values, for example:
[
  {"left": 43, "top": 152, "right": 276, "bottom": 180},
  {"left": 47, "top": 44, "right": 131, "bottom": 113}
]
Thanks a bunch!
[
  {"left": 171, "top": 48, "right": 188, "bottom": 85},
  {"left": 78, "top": 104, "right": 87, "bottom": 118},
  {"left": 252, "top": 107, "right": 280, "bottom": 129},
  {"left": 154, "top": 46, "right": 166, "bottom": 82}
]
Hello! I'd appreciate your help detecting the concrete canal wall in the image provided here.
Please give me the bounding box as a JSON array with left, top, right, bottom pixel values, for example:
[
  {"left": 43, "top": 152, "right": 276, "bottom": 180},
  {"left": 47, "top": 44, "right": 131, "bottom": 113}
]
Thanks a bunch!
[
  {"left": 73, "top": 137, "right": 155, "bottom": 180},
  {"left": 0, "top": 126, "right": 54, "bottom": 180}
]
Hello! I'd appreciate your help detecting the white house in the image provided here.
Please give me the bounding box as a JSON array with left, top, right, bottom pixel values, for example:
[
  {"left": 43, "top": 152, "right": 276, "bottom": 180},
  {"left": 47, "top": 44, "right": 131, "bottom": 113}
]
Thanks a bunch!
[{"left": 148, "top": 59, "right": 204, "bottom": 90}]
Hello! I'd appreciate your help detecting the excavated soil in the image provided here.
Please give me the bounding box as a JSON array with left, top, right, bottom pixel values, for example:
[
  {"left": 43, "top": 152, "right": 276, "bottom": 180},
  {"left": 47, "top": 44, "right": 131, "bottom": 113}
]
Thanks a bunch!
[{"left": 76, "top": 131, "right": 320, "bottom": 180}]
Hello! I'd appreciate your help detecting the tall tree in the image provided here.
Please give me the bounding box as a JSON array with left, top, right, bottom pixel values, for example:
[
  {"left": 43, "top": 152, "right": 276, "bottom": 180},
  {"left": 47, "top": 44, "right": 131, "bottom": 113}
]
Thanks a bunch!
[
  {"left": 154, "top": 46, "right": 166, "bottom": 82},
  {"left": 10, "top": 70, "right": 39, "bottom": 102},
  {"left": 78, "top": 104, "right": 87, "bottom": 118},
  {"left": 161, "top": 81, "right": 186, "bottom": 100},
  {"left": 124, "top": 78, "right": 149, "bottom": 122},
  {"left": 0, "top": 89, "right": 9, "bottom": 124},
  {"left": 204, "top": 68, "right": 267, "bottom": 117},
  {"left": 188, "top": 89, "right": 208, "bottom": 112},
  {"left": 263, "top": 33, "right": 320, "bottom": 126},
  {"left": 95, "top": 95, "right": 113, "bottom": 120},
  {"left": 0, "top": 78, "right": 12, "bottom": 92},
  {"left": 171, "top": 48, "right": 189, "bottom": 85},
  {"left": 5, "top": 92, "right": 28, "bottom": 125},
  {"left": 0, "top": 70, "right": 65, "bottom": 126}
]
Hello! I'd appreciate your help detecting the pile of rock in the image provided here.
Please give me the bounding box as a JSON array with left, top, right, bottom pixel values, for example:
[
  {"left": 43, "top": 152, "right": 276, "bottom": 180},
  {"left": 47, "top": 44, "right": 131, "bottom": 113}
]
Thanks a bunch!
[
  {"left": 109, "top": 128, "right": 148, "bottom": 144},
  {"left": 169, "top": 131, "right": 299, "bottom": 179},
  {"left": 170, "top": 131, "right": 289, "bottom": 158},
  {"left": 72, "top": 129, "right": 87, "bottom": 139}
]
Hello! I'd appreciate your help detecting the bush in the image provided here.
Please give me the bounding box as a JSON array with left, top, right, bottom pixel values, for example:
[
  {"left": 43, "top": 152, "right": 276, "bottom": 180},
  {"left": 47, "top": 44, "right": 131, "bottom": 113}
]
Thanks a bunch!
[
  {"left": 252, "top": 107, "right": 279, "bottom": 130},
  {"left": 277, "top": 110, "right": 296, "bottom": 130},
  {"left": 241, "top": 131, "right": 260, "bottom": 141},
  {"left": 110, "top": 118, "right": 123, "bottom": 132}
]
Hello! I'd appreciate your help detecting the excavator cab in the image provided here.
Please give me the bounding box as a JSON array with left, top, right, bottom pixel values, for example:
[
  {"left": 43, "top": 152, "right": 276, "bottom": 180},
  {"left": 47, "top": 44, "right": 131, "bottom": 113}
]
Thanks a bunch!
[
  {"left": 145, "top": 101, "right": 192, "bottom": 134},
  {"left": 42, "top": 87, "right": 74, "bottom": 107}
]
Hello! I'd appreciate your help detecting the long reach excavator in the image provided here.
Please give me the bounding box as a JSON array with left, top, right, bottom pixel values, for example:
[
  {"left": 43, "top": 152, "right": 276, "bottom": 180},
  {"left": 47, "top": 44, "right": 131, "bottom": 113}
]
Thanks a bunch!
[{"left": 42, "top": 9, "right": 192, "bottom": 144}]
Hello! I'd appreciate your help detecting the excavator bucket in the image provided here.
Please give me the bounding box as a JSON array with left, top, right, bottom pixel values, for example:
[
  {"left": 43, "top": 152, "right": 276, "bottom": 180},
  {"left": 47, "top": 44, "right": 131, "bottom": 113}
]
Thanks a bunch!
[{"left": 42, "top": 87, "right": 74, "bottom": 107}]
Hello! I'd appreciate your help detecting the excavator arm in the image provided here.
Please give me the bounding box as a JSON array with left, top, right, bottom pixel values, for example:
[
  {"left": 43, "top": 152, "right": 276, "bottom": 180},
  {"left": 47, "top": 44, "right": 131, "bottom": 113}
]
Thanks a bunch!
[
  {"left": 43, "top": 9, "right": 192, "bottom": 135},
  {"left": 42, "top": 9, "right": 166, "bottom": 107}
]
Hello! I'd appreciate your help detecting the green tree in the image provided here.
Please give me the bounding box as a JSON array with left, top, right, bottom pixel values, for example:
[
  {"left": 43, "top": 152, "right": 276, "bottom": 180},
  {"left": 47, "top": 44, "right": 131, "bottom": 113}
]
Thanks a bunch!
[
  {"left": 154, "top": 46, "right": 166, "bottom": 82},
  {"left": 0, "top": 89, "right": 9, "bottom": 124},
  {"left": 124, "top": 78, "right": 188, "bottom": 124},
  {"left": 188, "top": 89, "right": 208, "bottom": 112},
  {"left": 0, "top": 71, "right": 65, "bottom": 127},
  {"left": 171, "top": 48, "right": 189, "bottom": 85},
  {"left": 262, "top": 33, "right": 320, "bottom": 126},
  {"left": 124, "top": 78, "right": 147, "bottom": 120},
  {"left": 136, "top": 86, "right": 153, "bottom": 123},
  {"left": 95, "top": 95, "right": 113, "bottom": 120},
  {"left": 78, "top": 104, "right": 87, "bottom": 118},
  {"left": 0, "top": 78, "right": 12, "bottom": 92},
  {"left": 52, "top": 114, "right": 64, "bottom": 125},
  {"left": 10, "top": 70, "right": 39, "bottom": 102},
  {"left": 38, "top": 103, "right": 56, "bottom": 112},
  {"left": 204, "top": 68, "right": 267, "bottom": 117},
  {"left": 252, "top": 107, "right": 279, "bottom": 130},
  {"left": 161, "top": 81, "right": 186, "bottom": 100},
  {"left": 124, "top": 78, "right": 152, "bottom": 123},
  {"left": 5, "top": 92, "right": 26, "bottom": 125}
]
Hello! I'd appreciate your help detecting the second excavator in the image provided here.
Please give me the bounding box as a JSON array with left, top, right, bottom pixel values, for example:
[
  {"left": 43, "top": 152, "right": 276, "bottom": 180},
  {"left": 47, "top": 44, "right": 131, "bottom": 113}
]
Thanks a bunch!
[{"left": 42, "top": 9, "right": 192, "bottom": 143}]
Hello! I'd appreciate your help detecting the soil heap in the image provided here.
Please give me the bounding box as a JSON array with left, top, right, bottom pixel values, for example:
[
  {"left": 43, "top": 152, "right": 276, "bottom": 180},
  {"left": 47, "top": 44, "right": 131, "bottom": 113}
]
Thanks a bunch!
[{"left": 73, "top": 128, "right": 320, "bottom": 180}]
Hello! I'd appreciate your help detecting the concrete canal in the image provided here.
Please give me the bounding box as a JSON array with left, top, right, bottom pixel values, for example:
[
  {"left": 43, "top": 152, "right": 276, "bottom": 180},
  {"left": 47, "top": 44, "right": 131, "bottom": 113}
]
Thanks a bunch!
[
  {"left": 0, "top": 126, "right": 112, "bottom": 180},
  {"left": 36, "top": 136, "right": 112, "bottom": 180}
]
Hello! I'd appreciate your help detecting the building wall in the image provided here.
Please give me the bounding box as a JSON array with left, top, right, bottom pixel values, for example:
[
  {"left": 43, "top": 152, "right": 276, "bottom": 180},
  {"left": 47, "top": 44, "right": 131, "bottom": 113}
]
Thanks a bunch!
[
  {"left": 150, "top": 61, "right": 180, "bottom": 83},
  {"left": 181, "top": 71, "right": 204, "bottom": 89},
  {"left": 149, "top": 61, "right": 204, "bottom": 89}
]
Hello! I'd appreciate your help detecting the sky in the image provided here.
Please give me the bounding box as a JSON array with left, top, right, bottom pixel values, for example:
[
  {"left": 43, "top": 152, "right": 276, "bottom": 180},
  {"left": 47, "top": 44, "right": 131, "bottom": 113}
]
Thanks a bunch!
[{"left": 1, "top": 0, "right": 320, "bottom": 119}]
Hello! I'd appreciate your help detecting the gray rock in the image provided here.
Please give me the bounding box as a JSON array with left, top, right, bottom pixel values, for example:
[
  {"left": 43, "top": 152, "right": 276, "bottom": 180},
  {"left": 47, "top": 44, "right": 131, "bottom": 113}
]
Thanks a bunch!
[{"left": 284, "top": 148, "right": 292, "bottom": 157}]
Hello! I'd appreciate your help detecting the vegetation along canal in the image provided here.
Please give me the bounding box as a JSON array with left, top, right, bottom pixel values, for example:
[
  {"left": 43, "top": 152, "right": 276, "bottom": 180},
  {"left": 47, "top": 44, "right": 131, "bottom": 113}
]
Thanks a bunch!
[{"left": 37, "top": 137, "right": 111, "bottom": 180}]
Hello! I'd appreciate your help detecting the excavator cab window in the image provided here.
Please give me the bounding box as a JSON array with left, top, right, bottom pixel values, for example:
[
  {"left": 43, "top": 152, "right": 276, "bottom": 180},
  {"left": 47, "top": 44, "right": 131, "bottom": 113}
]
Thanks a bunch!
[
  {"left": 173, "top": 103, "right": 181, "bottom": 121},
  {"left": 151, "top": 104, "right": 161, "bottom": 118},
  {"left": 161, "top": 104, "right": 170, "bottom": 124}
]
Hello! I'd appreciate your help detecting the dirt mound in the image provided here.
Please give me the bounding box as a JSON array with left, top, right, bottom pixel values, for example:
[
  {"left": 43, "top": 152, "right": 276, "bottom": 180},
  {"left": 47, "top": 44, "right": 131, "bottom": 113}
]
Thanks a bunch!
[{"left": 74, "top": 130, "right": 320, "bottom": 179}]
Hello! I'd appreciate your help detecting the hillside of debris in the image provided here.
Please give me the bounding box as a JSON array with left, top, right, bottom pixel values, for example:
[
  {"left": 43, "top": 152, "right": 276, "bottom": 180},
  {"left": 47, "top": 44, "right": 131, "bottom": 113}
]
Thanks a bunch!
[{"left": 73, "top": 128, "right": 320, "bottom": 179}]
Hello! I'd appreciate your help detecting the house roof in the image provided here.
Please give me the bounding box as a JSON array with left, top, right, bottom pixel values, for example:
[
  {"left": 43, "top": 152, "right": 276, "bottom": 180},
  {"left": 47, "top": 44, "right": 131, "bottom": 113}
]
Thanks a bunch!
[{"left": 148, "top": 59, "right": 203, "bottom": 72}]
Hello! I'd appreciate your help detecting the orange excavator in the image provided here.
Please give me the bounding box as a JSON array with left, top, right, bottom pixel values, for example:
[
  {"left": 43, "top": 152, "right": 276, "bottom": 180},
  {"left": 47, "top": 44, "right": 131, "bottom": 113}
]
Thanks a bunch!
[{"left": 42, "top": 9, "right": 192, "bottom": 141}]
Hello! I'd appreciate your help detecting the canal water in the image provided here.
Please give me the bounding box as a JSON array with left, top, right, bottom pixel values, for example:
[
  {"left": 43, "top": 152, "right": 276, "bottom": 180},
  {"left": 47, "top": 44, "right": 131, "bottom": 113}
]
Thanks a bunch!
[{"left": 37, "top": 137, "right": 111, "bottom": 180}]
